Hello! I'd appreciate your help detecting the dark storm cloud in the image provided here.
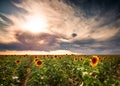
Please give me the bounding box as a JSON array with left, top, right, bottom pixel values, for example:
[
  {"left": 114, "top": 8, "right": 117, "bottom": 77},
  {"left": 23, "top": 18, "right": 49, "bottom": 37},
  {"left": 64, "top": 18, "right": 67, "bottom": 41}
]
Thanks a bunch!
[
  {"left": 64, "top": 0, "right": 120, "bottom": 16},
  {"left": 15, "top": 32, "right": 60, "bottom": 51},
  {"left": 0, "top": 32, "right": 60, "bottom": 51},
  {"left": 64, "top": 0, "right": 120, "bottom": 28},
  {"left": 59, "top": 0, "right": 120, "bottom": 44}
]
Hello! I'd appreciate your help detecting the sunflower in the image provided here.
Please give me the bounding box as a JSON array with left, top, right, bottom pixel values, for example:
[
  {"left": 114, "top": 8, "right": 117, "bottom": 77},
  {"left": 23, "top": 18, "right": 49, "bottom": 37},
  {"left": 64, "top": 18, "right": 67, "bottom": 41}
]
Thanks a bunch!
[
  {"left": 15, "top": 60, "right": 20, "bottom": 64},
  {"left": 23, "top": 55, "right": 26, "bottom": 57},
  {"left": 45, "top": 55, "right": 49, "bottom": 59},
  {"left": 74, "top": 57, "right": 78, "bottom": 61},
  {"left": 80, "top": 58, "right": 83, "bottom": 62},
  {"left": 35, "top": 60, "right": 43, "bottom": 67},
  {"left": 59, "top": 56, "right": 62, "bottom": 59},
  {"left": 34, "top": 56, "right": 38, "bottom": 59},
  {"left": 99, "top": 58, "right": 103, "bottom": 62},
  {"left": 90, "top": 56, "right": 99, "bottom": 67},
  {"left": 34, "top": 58, "right": 38, "bottom": 62},
  {"left": 54, "top": 55, "right": 57, "bottom": 58}
]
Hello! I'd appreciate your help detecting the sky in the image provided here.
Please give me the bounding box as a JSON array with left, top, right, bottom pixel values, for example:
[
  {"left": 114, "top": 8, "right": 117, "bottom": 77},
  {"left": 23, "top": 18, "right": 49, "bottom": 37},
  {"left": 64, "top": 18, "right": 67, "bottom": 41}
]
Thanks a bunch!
[{"left": 0, "top": 0, "right": 120, "bottom": 55}]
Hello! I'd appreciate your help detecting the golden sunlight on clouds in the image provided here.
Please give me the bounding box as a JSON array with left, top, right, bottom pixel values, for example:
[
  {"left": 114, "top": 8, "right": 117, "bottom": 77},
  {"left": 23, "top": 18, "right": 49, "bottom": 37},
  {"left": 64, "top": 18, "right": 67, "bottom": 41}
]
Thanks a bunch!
[
  {"left": 20, "top": 14, "right": 48, "bottom": 33},
  {"left": 38, "top": 40, "right": 46, "bottom": 45}
]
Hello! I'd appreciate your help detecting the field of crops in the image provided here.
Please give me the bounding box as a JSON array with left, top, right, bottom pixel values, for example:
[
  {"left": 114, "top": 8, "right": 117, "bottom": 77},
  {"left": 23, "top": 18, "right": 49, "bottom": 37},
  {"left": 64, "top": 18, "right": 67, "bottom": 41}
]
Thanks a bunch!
[{"left": 0, "top": 55, "right": 120, "bottom": 86}]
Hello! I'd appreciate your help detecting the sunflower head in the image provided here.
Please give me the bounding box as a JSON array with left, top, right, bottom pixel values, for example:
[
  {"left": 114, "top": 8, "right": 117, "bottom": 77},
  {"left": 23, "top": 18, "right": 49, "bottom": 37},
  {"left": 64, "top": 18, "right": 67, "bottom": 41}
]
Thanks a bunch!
[
  {"left": 34, "top": 58, "right": 38, "bottom": 62},
  {"left": 74, "top": 57, "right": 78, "bottom": 61},
  {"left": 45, "top": 55, "right": 49, "bottom": 58},
  {"left": 34, "top": 56, "right": 38, "bottom": 59},
  {"left": 90, "top": 56, "right": 99, "bottom": 67},
  {"left": 35, "top": 60, "right": 43, "bottom": 67},
  {"left": 80, "top": 58, "right": 83, "bottom": 62},
  {"left": 15, "top": 60, "right": 20, "bottom": 64},
  {"left": 59, "top": 56, "right": 62, "bottom": 59},
  {"left": 54, "top": 55, "right": 57, "bottom": 58}
]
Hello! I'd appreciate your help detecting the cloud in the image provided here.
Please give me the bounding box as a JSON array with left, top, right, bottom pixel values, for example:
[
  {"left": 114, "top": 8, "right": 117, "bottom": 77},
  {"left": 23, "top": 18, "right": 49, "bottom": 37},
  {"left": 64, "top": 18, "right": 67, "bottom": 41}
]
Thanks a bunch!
[
  {"left": 0, "top": 0, "right": 120, "bottom": 54},
  {"left": 0, "top": 32, "right": 60, "bottom": 51},
  {"left": 90, "top": 26, "right": 119, "bottom": 41},
  {"left": 15, "top": 32, "right": 60, "bottom": 51},
  {"left": 0, "top": 17, "right": 6, "bottom": 24},
  {"left": 59, "top": 31, "right": 120, "bottom": 54}
]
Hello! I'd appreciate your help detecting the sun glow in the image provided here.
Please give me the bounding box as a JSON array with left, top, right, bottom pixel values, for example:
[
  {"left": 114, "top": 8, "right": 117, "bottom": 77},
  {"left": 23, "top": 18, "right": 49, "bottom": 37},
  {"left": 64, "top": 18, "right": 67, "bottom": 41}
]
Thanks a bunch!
[{"left": 21, "top": 14, "right": 48, "bottom": 33}]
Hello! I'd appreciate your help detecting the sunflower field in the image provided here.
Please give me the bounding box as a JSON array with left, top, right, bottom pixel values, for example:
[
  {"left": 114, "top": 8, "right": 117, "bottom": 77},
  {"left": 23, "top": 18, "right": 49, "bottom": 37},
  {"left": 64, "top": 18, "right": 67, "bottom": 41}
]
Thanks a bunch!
[{"left": 0, "top": 55, "right": 120, "bottom": 86}]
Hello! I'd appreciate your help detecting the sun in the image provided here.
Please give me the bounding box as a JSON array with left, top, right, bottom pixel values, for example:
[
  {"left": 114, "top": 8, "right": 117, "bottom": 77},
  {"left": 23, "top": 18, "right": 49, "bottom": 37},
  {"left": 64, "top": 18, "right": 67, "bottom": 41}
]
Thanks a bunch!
[{"left": 21, "top": 14, "right": 48, "bottom": 33}]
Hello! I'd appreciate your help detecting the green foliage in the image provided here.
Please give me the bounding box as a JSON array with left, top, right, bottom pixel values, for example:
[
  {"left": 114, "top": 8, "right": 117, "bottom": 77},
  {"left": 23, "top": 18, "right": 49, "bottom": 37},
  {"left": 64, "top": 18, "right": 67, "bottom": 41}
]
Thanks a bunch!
[{"left": 0, "top": 55, "right": 120, "bottom": 86}]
